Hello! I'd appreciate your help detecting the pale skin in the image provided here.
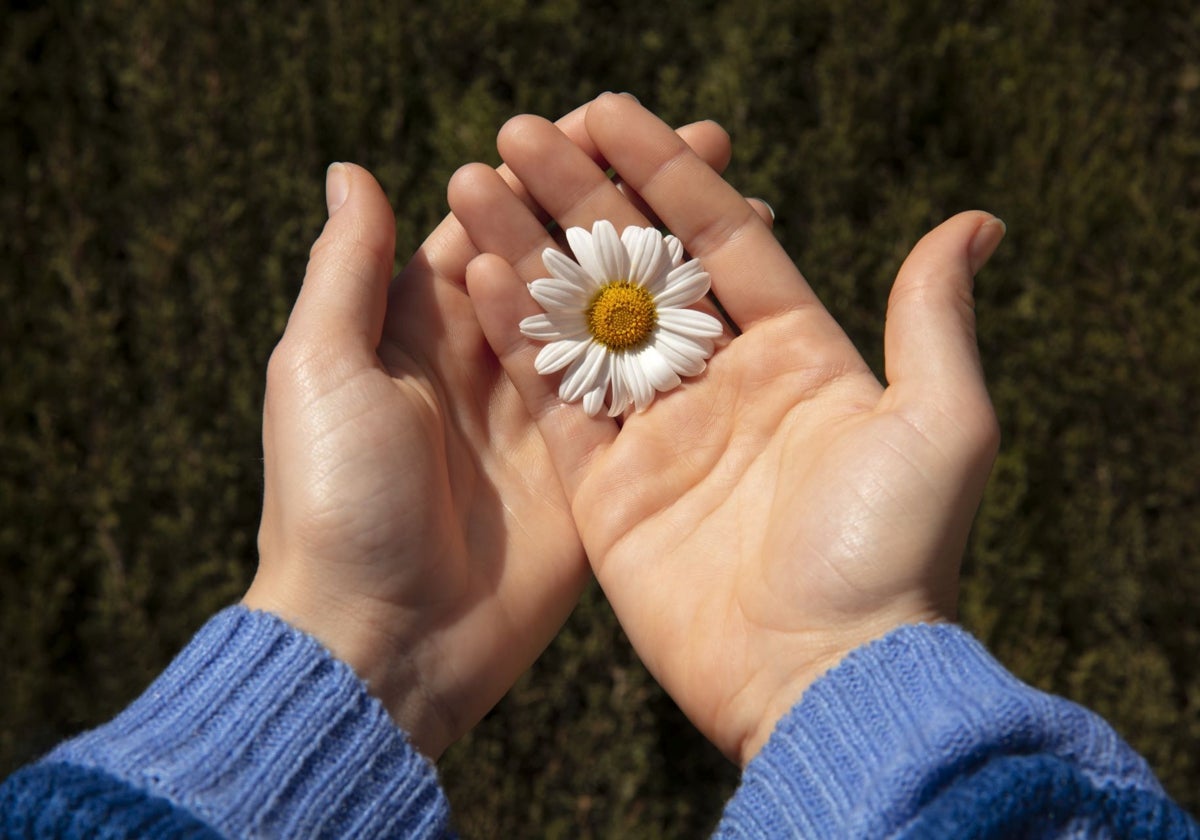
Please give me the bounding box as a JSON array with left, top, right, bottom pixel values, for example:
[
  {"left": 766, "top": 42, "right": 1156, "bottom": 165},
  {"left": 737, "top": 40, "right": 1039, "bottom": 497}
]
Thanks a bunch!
[
  {"left": 452, "top": 95, "right": 1004, "bottom": 765},
  {"left": 242, "top": 98, "right": 756, "bottom": 760}
]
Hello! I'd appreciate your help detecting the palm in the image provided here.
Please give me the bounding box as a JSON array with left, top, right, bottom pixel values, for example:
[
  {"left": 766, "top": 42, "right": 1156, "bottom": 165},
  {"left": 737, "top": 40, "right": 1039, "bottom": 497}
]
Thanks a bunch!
[
  {"left": 254, "top": 231, "right": 584, "bottom": 757},
  {"left": 577, "top": 322, "right": 961, "bottom": 759},
  {"left": 352, "top": 292, "right": 582, "bottom": 633}
]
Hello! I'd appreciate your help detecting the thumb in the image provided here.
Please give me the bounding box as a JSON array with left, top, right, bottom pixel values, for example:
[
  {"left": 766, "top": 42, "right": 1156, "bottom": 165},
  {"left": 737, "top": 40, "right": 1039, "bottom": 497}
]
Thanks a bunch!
[
  {"left": 883, "top": 211, "right": 1005, "bottom": 402},
  {"left": 284, "top": 163, "right": 397, "bottom": 354}
]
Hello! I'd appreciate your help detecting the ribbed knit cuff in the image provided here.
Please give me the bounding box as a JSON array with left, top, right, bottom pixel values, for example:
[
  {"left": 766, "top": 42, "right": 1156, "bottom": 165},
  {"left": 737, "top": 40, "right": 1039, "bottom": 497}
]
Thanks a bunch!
[
  {"left": 715, "top": 623, "right": 1162, "bottom": 838},
  {"left": 46, "top": 606, "right": 452, "bottom": 839}
]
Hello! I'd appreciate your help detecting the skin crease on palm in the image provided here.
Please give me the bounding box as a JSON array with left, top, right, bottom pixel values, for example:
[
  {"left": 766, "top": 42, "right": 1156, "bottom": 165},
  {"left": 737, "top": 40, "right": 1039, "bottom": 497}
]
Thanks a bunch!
[
  {"left": 453, "top": 94, "right": 1003, "bottom": 765},
  {"left": 242, "top": 96, "right": 763, "bottom": 761}
]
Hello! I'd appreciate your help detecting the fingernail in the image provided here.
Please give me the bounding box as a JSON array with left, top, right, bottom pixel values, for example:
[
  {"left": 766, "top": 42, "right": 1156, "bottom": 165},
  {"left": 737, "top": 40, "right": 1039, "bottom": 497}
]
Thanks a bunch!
[
  {"left": 969, "top": 217, "right": 1006, "bottom": 274},
  {"left": 326, "top": 163, "right": 349, "bottom": 217},
  {"left": 619, "top": 91, "right": 640, "bottom": 104},
  {"left": 751, "top": 198, "right": 776, "bottom": 222}
]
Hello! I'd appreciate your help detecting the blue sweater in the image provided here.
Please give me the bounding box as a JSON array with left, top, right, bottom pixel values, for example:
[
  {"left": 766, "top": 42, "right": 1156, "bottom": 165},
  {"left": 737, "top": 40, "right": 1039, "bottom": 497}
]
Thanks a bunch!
[{"left": 2, "top": 607, "right": 1196, "bottom": 838}]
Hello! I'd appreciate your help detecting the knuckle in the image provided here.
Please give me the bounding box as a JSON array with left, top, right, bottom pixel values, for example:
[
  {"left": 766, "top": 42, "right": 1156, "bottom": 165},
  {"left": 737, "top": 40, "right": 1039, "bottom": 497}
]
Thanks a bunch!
[
  {"left": 264, "top": 334, "right": 320, "bottom": 394},
  {"left": 264, "top": 339, "right": 298, "bottom": 393}
]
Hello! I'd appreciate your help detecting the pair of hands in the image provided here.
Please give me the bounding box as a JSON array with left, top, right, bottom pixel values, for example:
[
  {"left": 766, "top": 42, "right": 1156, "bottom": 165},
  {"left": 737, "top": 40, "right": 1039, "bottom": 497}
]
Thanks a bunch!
[{"left": 243, "top": 95, "right": 1003, "bottom": 766}]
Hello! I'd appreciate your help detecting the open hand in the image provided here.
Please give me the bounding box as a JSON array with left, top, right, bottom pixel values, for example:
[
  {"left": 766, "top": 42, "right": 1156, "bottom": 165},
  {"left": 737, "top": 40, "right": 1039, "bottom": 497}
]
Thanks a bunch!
[
  {"left": 244, "top": 99, "right": 740, "bottom": 759},
  {"left": 454, "top": 94, "right": 1003, "bottom": 765}
]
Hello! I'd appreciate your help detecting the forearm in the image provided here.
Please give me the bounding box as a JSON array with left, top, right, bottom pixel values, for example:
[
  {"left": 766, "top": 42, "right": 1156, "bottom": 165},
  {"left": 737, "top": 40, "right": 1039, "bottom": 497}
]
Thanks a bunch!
[
  {"left": 716, "top": 623, "right": 1197, "bottom": 838},
  {"left": 1, "top": 607, "right": 453, "bottom": 839}
]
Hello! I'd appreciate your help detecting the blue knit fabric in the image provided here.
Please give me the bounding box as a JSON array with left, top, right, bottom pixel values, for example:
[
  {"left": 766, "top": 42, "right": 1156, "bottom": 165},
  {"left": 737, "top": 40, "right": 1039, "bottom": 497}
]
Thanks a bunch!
[
  {"left": 900, "top": 753, "right": 1200, "bottom": 839},
  {"left": 9, "top": 606, "right": 452, "bottom": 839},
  {"left": 715, "top": 623, "right": 1197, "bottom": 838},
  {"left": 0, "top": 761, "right": 222, "bottom": 839},
  {"left": 3, "top": 614, "right": 1196, "bottom": 837}
]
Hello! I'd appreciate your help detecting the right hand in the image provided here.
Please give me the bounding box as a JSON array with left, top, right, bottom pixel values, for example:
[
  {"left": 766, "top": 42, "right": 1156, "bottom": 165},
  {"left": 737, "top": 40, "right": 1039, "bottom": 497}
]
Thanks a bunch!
[{"left": 455, "top": 94, "right": 1003, "bottom": 765}]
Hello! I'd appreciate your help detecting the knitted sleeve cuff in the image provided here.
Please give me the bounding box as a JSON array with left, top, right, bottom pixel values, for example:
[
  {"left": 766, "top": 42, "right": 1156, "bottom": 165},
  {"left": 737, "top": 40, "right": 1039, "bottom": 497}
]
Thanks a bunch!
[
  {"left": 715, "top": 623, "right": 1165, "bottom": 838},
  {"left": 45, "top": 605, "right": 452, "bottom": 839}
]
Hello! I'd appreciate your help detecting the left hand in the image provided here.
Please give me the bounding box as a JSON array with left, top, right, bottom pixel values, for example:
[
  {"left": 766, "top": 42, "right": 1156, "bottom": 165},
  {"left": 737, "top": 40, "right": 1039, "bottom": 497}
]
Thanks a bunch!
[{"left": 243, "top": 100, "right": 740, "bottom": 759}]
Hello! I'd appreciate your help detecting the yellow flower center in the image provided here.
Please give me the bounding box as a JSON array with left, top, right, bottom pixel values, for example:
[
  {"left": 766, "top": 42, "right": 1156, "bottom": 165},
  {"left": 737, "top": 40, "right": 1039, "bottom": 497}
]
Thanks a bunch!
[{"left": 586, "top": 281, "right": 657, "bottom": 351}]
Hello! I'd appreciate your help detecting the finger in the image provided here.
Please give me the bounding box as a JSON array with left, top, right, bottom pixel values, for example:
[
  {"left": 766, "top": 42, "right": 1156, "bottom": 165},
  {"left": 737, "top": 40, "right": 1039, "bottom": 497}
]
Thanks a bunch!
[
  {"left": 416, "top": 102, "right": 593, "bottom": 287},
  {"left": 424, "top": 103, "right": 735, "bottom": 285},
  {"left": 884, "top": 211, "right": 1004, "bottom": 400},
  {"left": 449, "top": 156, "right": 736, "bottom": 336},
  {"left": 675, "top": 119, "right": 733, "bottom": 176},
  {"left": 497, "top": 114, "right": 751, "bottom": 246},
  {"left": 493, "top": 114, "right": 738, "bottom": 277},
  {"left": 448, "top": 163, "right": 559, "bottom": 281},
  {"left": 615, "top": 181, "right": 773, "bottom": 235},
  {"left": 748, "top": 198, "right": 776, "bottom": 229},
  {"left": 584, "top": 94, "right": 838, "bottom": 336},
  {"left": 287, "top": 163, "right": 396, "bottom": 356},
  {"left": 505, "top": 109, "right": 735, "bottom": 226},
  {"left": 541, "top": 184, "right": 768, "bottom": 285},
  {"left": 454, "top": 108, "right": 745, "bottom": 335},
  {"left": 613, "top": 116, "right": 731, "bottom": 224},
  {"left": 497, "top": 114, "right": 660, "bottom": 236},
  {"left": 495, "top": 100, "right": 592, "bottom": 225},
  {"left": 882, "top": 212, "right": 1004, "bottom": 478},
  {"left": 466, "top": 252, "right": 616, "bottom": 499}
]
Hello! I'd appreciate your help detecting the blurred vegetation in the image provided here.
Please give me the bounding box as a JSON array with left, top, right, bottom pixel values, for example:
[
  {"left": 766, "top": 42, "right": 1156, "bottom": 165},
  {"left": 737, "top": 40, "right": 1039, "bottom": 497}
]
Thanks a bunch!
[{"left": 2, "top": 0, "right": 1198, "bottom": 835}]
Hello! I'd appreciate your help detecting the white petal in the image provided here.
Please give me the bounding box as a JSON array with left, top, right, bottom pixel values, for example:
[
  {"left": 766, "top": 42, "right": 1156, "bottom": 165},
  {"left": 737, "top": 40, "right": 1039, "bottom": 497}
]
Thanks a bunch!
[
  {"left": 607, "top": 395, "right": 629, "bottom": 418},
  {"left": 654, "top": 329, "right": 710, "bottom": 377},
  {"left": 664, "top": 235, "right": 686, "bottom": 267},
  {"left": 535, "top": 337, "right": 590, "bottom": 374},
  {"left": 593, "top": 220, "right": 630, "bottom": 282},
  {"left": 638, "top": 344, "right": 682, "bottom": 393},
  {"left": 653, "top": 263, "right": 711, "bottom": 308},
  {"left": 607, "top": 356, "right": 631, "bottom": 417},
  {"left": 542, "top": 247, "right": 598, "bottom": 292},
  {"left": 559, "top": 342, "right": 610, "bottom": 403},
  {"left": 565, "top": 226, "right": 599, "bottom": 282},
  {"left": 520, "top": 311, "right": 588, "bottom": 341},
  {"left": 657, "top": 307, "right": 725, "bottom": 340},
  {"left": 656, "top": 329, "right": 714, "bottom": 359},
  {"left": 582, "top": 383, "right": 606, "bottom": 417},
  {"left": 623, "top": 227, "right": 670, "bottom": 289},
  {"left": 568, "top": 221, "right": 621, "bottom": 283},
  {"left": 623, "top": 351, "right": 654, "bottom": 411},
  {"left": 620, "top": 225, "right": 643, "bottom": 252},
  {"left": 529, "top": 278, "right": 588, "bottom": 311}
]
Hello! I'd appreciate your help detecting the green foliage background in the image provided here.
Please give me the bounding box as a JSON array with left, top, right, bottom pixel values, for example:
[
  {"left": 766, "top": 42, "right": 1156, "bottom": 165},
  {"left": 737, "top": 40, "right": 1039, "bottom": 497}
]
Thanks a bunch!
[{"left": 3, "top": 0, "right": 1198, "bottom": 835}]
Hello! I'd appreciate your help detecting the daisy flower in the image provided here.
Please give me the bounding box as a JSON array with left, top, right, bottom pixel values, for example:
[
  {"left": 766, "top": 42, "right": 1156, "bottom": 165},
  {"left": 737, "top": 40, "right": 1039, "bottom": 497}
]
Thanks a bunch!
[{"left": 519, "top": 220, "right": 724, "bottom": 417}]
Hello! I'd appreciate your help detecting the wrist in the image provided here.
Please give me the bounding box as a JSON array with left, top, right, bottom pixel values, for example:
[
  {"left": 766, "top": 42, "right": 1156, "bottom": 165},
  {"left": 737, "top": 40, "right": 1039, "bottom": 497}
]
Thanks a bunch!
[
  {"left": 52, "top": 606, "right": 453, "bottom": 836},
  {"left": 242, "top": 575, "right": 456, "bottom": 759},
  {"left": 736, "top": 608, "right": 953, "bottom": 766}
]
